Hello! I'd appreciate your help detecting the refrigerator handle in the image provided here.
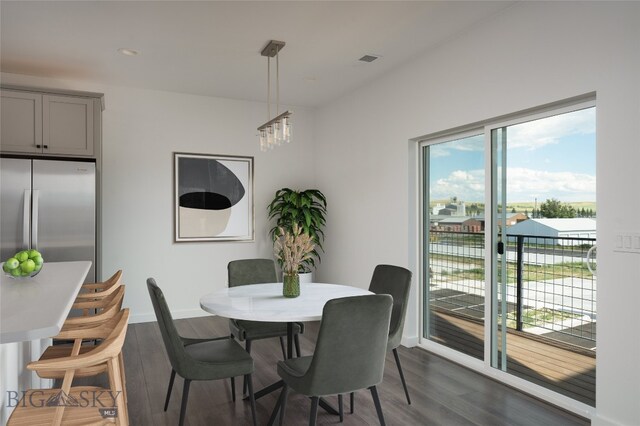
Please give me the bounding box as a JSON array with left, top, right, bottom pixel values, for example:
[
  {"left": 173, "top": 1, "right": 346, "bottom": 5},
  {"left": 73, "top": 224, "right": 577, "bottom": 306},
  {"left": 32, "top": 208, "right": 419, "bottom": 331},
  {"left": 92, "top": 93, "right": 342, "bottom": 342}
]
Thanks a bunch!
[
  {"left": 23, "top": 189, "right": 31, "bottom": 249},
  {"left": 32, "top": 190, "right": 40, "bottom": 251}
]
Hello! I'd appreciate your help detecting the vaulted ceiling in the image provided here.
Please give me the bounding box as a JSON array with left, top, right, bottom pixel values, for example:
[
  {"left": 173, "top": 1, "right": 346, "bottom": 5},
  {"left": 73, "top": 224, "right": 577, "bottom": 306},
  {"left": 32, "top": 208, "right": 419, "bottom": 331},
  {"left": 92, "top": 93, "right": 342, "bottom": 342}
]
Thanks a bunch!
[{"left": 1, "top": 1, "right": 515, "bottom": 107}]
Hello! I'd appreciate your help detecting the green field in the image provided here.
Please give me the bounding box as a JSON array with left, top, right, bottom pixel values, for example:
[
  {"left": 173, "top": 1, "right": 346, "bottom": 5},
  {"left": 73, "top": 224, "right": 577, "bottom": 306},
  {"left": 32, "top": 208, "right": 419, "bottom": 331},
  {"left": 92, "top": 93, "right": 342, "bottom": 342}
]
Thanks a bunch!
[
  {"left": 506, "top": 201, "right": 596, "bottom": 214},
  {"left": 429, "top": 200, "right": 596, "bottom": 215},
  {"left": 430, "top": 254, "right": 594, "bottom": 283}
]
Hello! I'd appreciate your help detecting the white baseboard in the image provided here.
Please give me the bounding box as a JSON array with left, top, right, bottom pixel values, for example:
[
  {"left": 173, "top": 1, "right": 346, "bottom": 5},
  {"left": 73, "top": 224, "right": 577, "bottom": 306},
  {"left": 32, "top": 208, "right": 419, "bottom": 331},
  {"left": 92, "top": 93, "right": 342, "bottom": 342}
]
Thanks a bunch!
[
  {"left": 131, "top": 314, "right": 420, "bottom": 349},
  {"left": 401, "top": 335, "right": 419, "bottom": 348},
  {"left": 591, "top": 414, "right": 621, "bottom": 426},
  {"left": 130, "top": 309, "right": 214, "bottom": 324}
]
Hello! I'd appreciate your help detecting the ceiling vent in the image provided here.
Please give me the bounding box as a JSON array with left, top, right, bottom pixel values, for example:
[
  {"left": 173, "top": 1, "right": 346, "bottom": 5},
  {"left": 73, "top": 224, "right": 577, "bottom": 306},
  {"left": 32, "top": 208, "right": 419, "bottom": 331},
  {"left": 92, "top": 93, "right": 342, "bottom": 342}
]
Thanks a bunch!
[{"left": 358, "top": 54, "right": 379, "bottom": 63}]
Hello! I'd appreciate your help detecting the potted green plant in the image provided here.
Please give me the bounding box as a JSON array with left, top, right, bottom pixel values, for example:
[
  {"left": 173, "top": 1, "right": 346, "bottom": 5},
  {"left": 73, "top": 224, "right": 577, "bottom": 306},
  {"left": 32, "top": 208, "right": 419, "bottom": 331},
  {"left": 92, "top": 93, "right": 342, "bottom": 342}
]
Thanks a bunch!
[{"left": 268, "top": 188, "right": 327, "bottom": 277}]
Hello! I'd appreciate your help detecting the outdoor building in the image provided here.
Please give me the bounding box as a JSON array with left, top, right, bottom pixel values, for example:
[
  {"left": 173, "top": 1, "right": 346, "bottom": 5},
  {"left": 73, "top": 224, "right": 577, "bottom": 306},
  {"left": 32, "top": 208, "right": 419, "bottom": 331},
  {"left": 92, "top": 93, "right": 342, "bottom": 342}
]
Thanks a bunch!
[
  {"left": 432, "top": 203, "right": 446, "bottom": 215},
  {"left": 474, "top": 212, "right": 528, "bottom": 231},
  {"left": 506, "top": 212, "right": 528, "bottom": 225},
  {"left": 432, "top": 217, "right": 482, "bottom": 233},
  {"left": 434, "top": 198, "right": 467, "bottom": 216},
  {"left": 507, "top": 218, "right": 596, "bottom": 245},
  {"left": 437, "top": 207, "right": 455, "bottom": 216}
]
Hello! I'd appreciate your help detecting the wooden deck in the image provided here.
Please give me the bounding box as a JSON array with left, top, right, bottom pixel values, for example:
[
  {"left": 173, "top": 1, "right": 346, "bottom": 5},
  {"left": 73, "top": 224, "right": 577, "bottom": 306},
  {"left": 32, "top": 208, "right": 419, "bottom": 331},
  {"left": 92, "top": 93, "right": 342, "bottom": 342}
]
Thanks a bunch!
[{"left": 430, "top": 309, "right": 596, "bottom": 406}]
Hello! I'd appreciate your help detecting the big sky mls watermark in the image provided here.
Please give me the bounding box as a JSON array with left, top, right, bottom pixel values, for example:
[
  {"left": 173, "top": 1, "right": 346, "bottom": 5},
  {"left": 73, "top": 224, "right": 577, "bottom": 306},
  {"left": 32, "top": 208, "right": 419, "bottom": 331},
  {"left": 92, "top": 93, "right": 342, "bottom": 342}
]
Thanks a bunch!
[{"left": 6, "top": 389, "right": 120, "bottom": 418}]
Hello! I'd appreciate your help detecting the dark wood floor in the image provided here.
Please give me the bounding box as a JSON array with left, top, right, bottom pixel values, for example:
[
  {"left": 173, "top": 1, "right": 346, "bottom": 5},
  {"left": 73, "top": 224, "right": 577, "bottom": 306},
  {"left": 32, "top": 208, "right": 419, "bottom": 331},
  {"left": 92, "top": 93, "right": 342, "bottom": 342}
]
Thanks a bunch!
[
  {"left": 118, "top": 315, "right": 589, "bottom": 426},
  {"left": 430, "top": 310, "right": 596, "bottom": 406}
]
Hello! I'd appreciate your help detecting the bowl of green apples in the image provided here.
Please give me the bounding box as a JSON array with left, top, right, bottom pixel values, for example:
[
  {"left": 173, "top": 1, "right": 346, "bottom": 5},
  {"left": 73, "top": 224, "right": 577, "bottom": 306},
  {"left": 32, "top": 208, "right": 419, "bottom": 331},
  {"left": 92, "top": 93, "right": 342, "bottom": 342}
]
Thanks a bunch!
[{"left": 2, "top": 250, "right": 44, "bottom": 279}]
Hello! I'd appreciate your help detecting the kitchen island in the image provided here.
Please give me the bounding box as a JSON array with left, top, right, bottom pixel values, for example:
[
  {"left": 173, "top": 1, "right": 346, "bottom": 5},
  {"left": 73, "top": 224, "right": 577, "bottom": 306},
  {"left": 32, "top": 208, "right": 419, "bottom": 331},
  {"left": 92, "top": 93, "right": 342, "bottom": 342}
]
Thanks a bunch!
[{"left": 0, "top": 261, "right": 91, "bottom": 423}]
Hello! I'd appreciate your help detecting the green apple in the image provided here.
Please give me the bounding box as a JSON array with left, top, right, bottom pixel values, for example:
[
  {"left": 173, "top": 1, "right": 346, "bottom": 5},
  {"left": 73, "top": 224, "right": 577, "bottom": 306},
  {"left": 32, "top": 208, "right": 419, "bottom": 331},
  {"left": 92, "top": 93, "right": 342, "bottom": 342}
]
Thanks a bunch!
[
  {"left": 27, "top": 249, "right": 41, "bottom": 259},
  {"left": 15, "top": 251, "right": 29, "bottom": 262},
  {"left": 34, "top": 262, "right": 43, "bottom": 272},
  {"left": 33, "top": 256, "right": 44, "bottom": 266},
  {"left": 20, "top": 259, "right": 36, "bottom": 274},
  {"left": 10, "top": 267, "right": 22, "bottom": 277},
  {"left": 3, "top": 263, "right": 12, "bottom": 273},
  {"left": 4, "top": 257, "right": 19, "bottom": 270}
]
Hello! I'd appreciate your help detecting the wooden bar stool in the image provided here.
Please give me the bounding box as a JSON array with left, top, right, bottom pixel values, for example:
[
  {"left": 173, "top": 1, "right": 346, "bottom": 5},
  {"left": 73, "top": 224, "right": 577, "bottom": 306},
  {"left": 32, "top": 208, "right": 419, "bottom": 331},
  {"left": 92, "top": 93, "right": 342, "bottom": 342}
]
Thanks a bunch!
[
  {"left": 63, "top": 285, "right": 126, "bottom": 330},
  {"left": 75, "top": 270, "right": 123, "bottom": 302},
  {"left": 7, "top": 309, "right": 130, "bottom": 426},
  {"left": 42, "top": 286, "right": 126, "bottom": 375},
  {"left": 74, "top": 283, "right": 125, "bottom": 317},
  {"left": 42, "top": 286, "right": 128, "bottom": 409}
]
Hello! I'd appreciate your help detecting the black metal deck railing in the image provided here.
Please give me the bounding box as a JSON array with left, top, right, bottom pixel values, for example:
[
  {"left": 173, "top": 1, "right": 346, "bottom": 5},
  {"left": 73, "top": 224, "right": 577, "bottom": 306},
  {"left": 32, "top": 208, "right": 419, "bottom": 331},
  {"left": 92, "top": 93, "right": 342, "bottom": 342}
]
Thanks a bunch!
[{"left": 428, "top": 230, "right": 596, "bottom": 347}]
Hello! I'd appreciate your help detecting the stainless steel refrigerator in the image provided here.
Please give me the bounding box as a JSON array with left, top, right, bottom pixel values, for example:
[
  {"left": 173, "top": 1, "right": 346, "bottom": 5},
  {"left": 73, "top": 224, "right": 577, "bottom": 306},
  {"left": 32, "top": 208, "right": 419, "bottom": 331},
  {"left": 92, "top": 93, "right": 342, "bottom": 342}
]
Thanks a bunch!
[{"left": 0, "top": 157, "right": 96, "bottom": 282}]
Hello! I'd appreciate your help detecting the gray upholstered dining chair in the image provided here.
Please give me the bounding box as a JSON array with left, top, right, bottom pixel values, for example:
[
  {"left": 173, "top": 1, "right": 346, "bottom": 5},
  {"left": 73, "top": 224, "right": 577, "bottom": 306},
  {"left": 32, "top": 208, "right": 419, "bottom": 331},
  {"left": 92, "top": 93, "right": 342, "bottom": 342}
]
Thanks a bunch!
[
  {"left": 228, "top": 259, "right": 304, "bottom": 358},
  {"left": 350, "top": 264, "right": 413, "bottom": 412},
  {"left": 273, "top": 294, "right": 393, "bottom": 426},
  {"left": 147, "top": 278, "right": 257, "bottom": 426},
  {"left": 371, "top": 264, "right": 413, "bottom": 402}
]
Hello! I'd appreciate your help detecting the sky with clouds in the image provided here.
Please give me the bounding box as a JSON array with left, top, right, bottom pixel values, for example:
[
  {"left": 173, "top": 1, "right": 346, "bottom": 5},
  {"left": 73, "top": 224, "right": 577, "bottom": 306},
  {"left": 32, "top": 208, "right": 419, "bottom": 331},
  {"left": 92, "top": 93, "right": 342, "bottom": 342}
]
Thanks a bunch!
[{"left": 429, "top": 107, "right": 596, "bottom": 203}]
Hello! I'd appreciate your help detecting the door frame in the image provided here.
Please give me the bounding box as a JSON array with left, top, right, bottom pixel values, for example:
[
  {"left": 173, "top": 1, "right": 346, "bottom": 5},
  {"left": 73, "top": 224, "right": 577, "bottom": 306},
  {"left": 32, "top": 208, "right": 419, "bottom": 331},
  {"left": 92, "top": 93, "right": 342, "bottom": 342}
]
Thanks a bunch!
[{"left": 415, "top": 95, "right": 596, "bottom": 419}]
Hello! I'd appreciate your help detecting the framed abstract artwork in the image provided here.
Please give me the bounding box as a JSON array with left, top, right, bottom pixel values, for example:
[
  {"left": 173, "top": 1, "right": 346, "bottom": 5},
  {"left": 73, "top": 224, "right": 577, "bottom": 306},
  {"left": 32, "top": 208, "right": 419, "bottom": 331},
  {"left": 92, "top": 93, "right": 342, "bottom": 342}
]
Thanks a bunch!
[{"left": 174, "top": 152, "right": 254, "bottom": 242}]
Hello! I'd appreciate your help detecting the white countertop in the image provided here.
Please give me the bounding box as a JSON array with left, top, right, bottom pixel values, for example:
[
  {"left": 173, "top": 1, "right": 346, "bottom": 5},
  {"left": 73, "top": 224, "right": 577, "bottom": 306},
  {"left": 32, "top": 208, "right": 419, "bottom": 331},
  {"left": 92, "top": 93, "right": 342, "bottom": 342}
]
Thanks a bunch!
[
  {"left": 200, "top": 282, "right": 372, "bottom": 322},
  {"left": 0, "top": 261, "right": 92, "bottom": 344}
]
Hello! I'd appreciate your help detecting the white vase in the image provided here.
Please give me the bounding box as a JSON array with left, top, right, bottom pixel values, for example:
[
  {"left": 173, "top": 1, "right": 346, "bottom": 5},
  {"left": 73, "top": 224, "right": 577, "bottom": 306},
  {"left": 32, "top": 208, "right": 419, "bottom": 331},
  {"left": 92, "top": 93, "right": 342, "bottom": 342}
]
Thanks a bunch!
[{"left": 299, "top": 271, "right": 313, "bottom": 283}]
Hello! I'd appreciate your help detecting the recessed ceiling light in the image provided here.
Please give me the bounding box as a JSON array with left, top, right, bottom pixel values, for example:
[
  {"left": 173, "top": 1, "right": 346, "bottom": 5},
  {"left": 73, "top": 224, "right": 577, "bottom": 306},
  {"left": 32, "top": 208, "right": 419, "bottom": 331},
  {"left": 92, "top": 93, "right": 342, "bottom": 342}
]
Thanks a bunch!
[{"left": 118, "top": 48, "right": 139, "bottom": 56}]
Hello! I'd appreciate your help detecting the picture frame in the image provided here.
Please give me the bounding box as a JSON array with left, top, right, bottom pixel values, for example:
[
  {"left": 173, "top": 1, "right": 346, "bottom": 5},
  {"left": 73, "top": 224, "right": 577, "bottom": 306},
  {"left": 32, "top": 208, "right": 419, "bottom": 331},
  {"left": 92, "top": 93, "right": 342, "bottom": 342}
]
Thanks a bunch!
[{"left": 173, "top": 152, "right": 254, "bottom": 242}]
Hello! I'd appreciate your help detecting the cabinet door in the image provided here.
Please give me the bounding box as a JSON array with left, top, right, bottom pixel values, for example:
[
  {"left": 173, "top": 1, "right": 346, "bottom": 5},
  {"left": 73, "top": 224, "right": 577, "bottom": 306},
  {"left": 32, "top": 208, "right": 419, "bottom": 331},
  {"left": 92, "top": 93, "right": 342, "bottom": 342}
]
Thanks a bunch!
[
  {"left": 0, "top": 90, "right": 42, "bottom": 153},
  {"left": 43, "top": 95, "right": 94, "bottom": 156}
]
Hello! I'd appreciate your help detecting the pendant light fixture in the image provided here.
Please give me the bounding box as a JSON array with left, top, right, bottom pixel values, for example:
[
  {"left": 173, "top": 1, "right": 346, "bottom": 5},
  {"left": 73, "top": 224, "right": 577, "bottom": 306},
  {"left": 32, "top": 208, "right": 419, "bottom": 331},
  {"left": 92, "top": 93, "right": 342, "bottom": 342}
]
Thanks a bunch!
[{"left": 258, "top": 40, "right": 292, "bottom": 151}]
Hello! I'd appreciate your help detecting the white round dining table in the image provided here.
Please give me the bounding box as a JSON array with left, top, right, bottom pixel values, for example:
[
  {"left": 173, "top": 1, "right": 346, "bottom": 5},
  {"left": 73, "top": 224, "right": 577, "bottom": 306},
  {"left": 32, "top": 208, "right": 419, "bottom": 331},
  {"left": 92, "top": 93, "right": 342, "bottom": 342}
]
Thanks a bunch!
[
  {"left": 200, "top": 282, "right": 372, "bottom": 322},
  {"left": 200, "top": 281, "right": 373, "bottom": 411}
]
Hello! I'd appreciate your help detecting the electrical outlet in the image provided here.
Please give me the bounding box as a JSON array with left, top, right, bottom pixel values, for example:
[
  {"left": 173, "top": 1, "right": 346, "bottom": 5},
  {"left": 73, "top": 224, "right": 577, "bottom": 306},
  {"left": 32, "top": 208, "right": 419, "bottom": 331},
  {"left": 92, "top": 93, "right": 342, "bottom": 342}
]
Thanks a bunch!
[{"left": 614, "top": 232, "right": 640, "bottom": 253}]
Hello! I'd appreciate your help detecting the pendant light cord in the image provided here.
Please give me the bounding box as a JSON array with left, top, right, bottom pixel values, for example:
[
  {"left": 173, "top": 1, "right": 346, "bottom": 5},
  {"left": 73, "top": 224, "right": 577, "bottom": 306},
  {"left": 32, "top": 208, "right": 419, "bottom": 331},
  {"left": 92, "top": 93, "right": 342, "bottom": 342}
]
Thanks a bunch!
[{"left": 276, "top": 48, "right": 280, "bottom": 116}]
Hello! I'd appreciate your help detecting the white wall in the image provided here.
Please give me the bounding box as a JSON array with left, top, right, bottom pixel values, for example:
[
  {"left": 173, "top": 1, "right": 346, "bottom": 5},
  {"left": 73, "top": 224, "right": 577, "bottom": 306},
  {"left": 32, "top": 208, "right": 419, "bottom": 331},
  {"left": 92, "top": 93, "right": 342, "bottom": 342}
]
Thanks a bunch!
[
  {"left": 0, "top": 72, "right": 316, "bottom": 323},
  {"left": 313, "top": 2, "right": 639, "bottom": 425}
]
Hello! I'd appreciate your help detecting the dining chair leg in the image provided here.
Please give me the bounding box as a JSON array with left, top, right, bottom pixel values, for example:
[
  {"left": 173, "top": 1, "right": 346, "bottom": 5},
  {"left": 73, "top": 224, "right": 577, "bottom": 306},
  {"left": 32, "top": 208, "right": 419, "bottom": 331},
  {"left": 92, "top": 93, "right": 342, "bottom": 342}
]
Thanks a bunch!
[
  {"left": 118, "top": 352, "right": 128, "bottom": 405},
  {"left": 294, "top": 334, "right": 301, "bottom": 357},
  {"left": 369, "top": 386, "right": 386, "bottom": 426},
  {"left": 267, "top": 383, "right": 285, "bottom": 426},
  {"left": 279, "top": 336, "right": 287, "bottom": 359},
  {"left": 230, "top": 377, "right": 236, "bottom": 402},
  {"left": 243, "top": 340, "right": 252, "bottom": 395},
  {"left": 179, "top": 379, "right": 191, "bottom": 426},
  {"left": 278, "top": 383, "right": 290, "bottom": 426},
  {"left": 338, "top": 394, "right": 344, "bottom": 422},
  {"left": 309, "top": 396, "right": 320, "bottom": 426},
  {"left": 393, "top": 348, "right": 411, "bottom": 405},
  {"left": 246, "top": 374, "right": 257, "bottom": 426},
  {"left": 164, "top": 369, "right": 176, "bottom": 411},
  {"left": 108, "top": 356, "right": 129, "bottom": 425},
  {"left": 350, "top": 392, "right": 354, "bottom": 414}
]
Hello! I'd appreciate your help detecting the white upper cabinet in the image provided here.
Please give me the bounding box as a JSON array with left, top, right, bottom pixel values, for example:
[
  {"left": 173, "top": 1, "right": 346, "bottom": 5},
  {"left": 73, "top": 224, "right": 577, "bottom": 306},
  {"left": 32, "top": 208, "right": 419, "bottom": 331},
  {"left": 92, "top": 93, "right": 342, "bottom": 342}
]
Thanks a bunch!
[
  {"left": 0, "top": 90, "right": 42, "bottom": 154},
  {"left": 1, "top": 89, "right": 100, "bottom": 157},
  {"left": 43, "top": 95, "right": 94, "bottom": 156}
]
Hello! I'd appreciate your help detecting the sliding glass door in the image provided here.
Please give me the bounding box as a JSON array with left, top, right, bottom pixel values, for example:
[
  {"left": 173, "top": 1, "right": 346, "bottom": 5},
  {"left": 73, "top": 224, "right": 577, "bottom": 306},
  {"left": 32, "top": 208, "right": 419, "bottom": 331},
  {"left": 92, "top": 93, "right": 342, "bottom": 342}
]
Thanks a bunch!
[
  {"left": 489, "top": 105, "right": 597, "bottom": 406},
  {"left": 422, "top": 132, "right": 485, "bottom": 361},
  {"left": 420, "top": 100, "right": 597, "bottom": 408}
]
